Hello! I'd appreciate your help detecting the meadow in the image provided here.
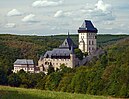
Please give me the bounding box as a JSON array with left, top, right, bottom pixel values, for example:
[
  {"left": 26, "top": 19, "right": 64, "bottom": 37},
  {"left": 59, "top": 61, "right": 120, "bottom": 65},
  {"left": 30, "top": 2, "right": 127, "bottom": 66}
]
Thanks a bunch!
[{"left": 0, "top": 86, "right": 109, "bottom": 99}]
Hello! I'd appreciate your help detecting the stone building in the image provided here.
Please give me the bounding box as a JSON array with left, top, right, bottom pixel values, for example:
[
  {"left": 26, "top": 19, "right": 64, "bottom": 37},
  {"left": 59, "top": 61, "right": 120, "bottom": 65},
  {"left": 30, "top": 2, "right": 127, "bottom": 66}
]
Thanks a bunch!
[
  {"left": 13, "top": 59, "right": 35, "bottom": 73},
  {"left": 78, "top": 20, "right": 98, "bottom": 54},
  {"left": 38, "top": 34, "right": 79, "bottom": 72},
  {"left": 13, "top": 20, "right": 98, "bottom": 73}
]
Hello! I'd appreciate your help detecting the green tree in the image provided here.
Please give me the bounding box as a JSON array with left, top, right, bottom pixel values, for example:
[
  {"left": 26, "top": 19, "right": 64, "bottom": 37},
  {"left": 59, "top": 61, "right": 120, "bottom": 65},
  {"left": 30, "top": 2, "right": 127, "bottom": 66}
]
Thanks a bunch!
[
  {"left": 45, "top": 72, "right": 62, "bottom": 91},
  {"left": 60, "top": 64, "right": 74, "bottom": 74},
  {"left": 74, "top": 48, "right": 83, "bottom": 60},
  {"left": 36, "top": 75, "right": 47, "bottom": 90},
  {"left": 84, "top": 52, "right": 88, "bottom": 57},
  {"left": 8, "top": 73, "right": 21, "bottom": 87},
  {"left": 57, "top": 73, "right": 74, "bottom": 92},
  {"left": 47, "top": 65, "right": 55, "bottom": 75},
  {"left": 0, "top": 68, "right": 7, "bottom": 85},
  {"left": 70, "top": 71, "right": 88, "bottom": 94}
]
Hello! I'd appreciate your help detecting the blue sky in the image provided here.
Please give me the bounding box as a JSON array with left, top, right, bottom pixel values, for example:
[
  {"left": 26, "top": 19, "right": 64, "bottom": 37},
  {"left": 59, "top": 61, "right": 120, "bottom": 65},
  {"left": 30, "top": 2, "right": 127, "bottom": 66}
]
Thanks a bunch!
[{"left": 0, "top": 0, "right": 129, "bottom": 35}]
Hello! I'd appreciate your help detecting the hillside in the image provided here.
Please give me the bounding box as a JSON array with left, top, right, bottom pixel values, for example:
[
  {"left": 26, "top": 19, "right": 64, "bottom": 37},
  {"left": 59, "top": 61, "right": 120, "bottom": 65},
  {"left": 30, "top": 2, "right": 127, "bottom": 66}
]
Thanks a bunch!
[
  {"left": 0, "top": 34, "right": 128, "bottom": 74},
  {"left": 33, "top": 36, "right": 129, "bottom": 98},
  {"left": 0, "top": 86, "right": 110, "bottom": 99},
  {"left": 0, "top": 34, "right": 129, "bottom": 98}
]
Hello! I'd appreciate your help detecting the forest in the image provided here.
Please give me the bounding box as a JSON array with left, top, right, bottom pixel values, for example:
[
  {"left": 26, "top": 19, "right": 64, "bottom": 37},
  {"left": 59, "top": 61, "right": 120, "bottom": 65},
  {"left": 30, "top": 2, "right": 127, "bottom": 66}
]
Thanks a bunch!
[{"left": 0, "top": 34, "right": 129, "bottom": 98}]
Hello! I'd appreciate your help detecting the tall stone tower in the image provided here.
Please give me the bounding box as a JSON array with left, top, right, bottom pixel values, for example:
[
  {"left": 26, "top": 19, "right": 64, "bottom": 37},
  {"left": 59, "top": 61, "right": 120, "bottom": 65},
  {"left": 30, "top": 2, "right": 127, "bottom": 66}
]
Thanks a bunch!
[{"left": 78, "top": 20, "right": 98, "bottom": 54}]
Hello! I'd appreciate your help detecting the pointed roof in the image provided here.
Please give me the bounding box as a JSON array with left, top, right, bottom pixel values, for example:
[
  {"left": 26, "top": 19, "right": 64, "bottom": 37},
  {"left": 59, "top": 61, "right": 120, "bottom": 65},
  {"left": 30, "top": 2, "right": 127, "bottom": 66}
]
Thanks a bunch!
[
  {"left": 42, "top": 32, "right": 77, "bottom": 59},
  {"left": 78, "top": 20, "right": 98, "bottom": 33},
  {"left": 59, "top": 32, "right": 77, "bottom": 49}
]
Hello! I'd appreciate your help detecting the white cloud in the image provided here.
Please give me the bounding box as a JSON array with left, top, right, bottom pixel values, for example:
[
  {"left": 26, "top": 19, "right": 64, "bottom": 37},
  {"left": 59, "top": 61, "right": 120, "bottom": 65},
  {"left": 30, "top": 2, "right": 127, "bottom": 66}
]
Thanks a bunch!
[
  {"left": 7, "top": 9, "right": 22, "bottom": 16},
  {"left": 64, "top": 12, "right": 72, "bottom": 17},
  {"left": 5, "top": 23, "right": 16, "bottom": 28},
  {"left": 95, "top": 0, "right": 111, "bottom": 12},
  {"left": 103, "top": 21, "right": 113, "bottom": 25},
  {"left": 54, "top": 10, "right": 64, "bottom": 18},
  {"left": 51, "top": 26, "right": 60, "bottom": 30},
  {"left": 32, "top": 0, "right": 63, "bottom": 7},
  {"left": 22, "top": 14, "right": 39, "bottom": 23},
  {"left": 54, "top": 10, "right": 72, "bottom": 18},
  {"left": 85, "top": 0, "right": 115, "bottom": 22}
]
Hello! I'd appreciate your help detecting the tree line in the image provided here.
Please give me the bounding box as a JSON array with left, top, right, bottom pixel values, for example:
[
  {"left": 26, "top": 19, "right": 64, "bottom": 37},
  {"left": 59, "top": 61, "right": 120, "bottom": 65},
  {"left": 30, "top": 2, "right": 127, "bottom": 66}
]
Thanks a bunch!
[{"left": 0, "top": 34, "right": 129, "bottom": 98}]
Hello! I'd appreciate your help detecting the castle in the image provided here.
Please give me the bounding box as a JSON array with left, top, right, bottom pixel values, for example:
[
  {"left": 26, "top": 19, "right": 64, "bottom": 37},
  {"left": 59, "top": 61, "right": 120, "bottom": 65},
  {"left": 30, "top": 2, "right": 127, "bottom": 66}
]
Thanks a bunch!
[
  {"left": 13, "top": 20, "right": 98, "bottom": 73},
  {"left": 38, "top": 33, "right": 79, "bottom": 71},
  {"left": 38, "top": 20, "right": 98, "bottom": 72}
]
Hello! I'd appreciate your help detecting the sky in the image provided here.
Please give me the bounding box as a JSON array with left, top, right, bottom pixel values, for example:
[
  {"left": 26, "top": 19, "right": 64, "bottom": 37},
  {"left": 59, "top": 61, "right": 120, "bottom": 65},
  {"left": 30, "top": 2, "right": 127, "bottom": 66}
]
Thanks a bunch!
[{"left": 0, "top": 0, "right": 129, "bottom": 36}]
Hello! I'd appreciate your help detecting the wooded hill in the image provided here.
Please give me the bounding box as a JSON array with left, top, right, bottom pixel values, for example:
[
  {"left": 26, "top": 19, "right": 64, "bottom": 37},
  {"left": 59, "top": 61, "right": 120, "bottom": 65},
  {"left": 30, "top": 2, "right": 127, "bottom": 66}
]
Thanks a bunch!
[
  {"left": 0, "top": 34, "right": 129, "bottom": 98},
  {"left": 0, "top": 34, "right": 128, "bottom": 73}
]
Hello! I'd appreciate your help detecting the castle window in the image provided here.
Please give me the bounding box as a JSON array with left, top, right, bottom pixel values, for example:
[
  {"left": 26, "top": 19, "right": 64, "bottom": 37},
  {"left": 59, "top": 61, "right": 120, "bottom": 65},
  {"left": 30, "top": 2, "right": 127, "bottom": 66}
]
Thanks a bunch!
[
  {"left": 65, "top": 42, "right": 67, "bottom": 45},
  {"left": 95, "top": 36, "right": 97, "bottom": 39},
  {"left": 89, "top": 41, "right": 91, "bottom": 45},
  {"left": 45, "top": 62, "right": 48, "bottom": 65},
  {"left": 92, "top": 47, "right": 94, "bottom": 50},
  {"left": 89, "top": 47, "right": 91, "bottom": 51},
  {"left": 92, "top": 41, "right": 94, "bottom": 45},
  {"left": 50, "top": 62, "right": 52, "bottom": 66}
]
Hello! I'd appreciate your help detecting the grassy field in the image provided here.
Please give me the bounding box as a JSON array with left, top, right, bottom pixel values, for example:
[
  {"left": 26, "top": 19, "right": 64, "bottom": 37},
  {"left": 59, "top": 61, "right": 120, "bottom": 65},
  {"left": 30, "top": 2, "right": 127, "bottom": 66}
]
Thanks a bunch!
[{"left": 0, "top": 86, "right": 110, "bottom": 99}]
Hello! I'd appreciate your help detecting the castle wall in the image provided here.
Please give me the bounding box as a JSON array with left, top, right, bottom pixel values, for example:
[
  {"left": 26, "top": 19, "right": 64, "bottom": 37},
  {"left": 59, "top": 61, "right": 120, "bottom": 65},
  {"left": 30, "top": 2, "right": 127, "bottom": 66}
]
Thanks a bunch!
[
  {"left": 13, "top": 64, "right": 35, "bottom": 73},
  {"left": 39, "top": 54, "right": 78, "bottom": 72},
  {"left": 79, "top": 32, "right": 97, "bottom": 54}
]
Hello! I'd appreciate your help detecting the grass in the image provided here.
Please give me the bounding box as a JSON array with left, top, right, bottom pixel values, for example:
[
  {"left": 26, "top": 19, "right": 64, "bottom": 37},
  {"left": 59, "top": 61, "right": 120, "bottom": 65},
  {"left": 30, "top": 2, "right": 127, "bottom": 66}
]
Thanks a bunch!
[{"left": 0, "top": 86, "right": 111, "bottom": 99}]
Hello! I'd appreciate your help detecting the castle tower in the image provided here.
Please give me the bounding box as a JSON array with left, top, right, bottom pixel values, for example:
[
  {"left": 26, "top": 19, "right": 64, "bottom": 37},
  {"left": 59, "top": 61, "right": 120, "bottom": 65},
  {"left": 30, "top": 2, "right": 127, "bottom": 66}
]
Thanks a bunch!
[{"left": 78, "top": 20, "right": 98, "bottom": 54}]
